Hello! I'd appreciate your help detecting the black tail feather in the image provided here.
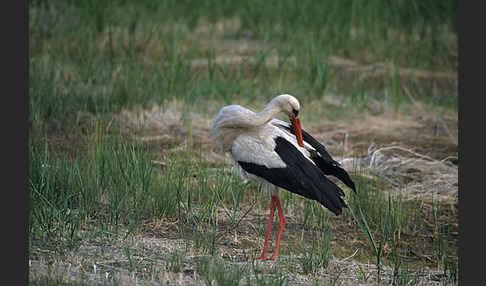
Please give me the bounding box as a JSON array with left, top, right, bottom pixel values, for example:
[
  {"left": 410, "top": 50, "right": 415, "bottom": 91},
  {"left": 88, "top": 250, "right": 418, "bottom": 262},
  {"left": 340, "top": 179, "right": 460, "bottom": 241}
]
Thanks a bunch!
[
  {"left": 281, "top": 123, "right": 356, "bottom": 193},
  {"left": 309, "top": 149, "right": 356, "bottom": 192}
]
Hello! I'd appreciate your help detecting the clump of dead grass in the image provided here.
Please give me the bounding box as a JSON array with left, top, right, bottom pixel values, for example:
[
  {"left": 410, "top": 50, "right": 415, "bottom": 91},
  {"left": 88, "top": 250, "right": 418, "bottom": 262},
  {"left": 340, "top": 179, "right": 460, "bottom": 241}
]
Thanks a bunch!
[{"left": 342, "top": 143, "right": 457, "bottom": 202}]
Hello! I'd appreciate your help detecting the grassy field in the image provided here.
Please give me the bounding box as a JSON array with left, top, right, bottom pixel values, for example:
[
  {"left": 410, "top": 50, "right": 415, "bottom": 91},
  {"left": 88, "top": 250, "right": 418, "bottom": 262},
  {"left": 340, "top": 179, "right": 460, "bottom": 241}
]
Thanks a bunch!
[{"left": 29, "top": 1, "right": 458, "bottom": 285}]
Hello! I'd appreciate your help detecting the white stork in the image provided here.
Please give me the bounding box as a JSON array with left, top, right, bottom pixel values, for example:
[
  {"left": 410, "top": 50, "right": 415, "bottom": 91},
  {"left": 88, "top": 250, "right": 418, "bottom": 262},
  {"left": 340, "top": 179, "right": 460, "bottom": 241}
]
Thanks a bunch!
[{"left": 210, "top": 94, "right": 356, "bottom": 260}]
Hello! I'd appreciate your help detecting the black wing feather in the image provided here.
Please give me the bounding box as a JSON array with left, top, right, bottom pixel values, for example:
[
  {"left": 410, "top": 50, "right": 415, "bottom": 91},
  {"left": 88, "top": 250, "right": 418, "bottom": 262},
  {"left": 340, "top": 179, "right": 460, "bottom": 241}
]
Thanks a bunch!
[
  {"left": 281, "top": 124, "right": 356, "bottom": 192},
  {"left": 237, "top": 137, "right": 347, "bottom": 215}
]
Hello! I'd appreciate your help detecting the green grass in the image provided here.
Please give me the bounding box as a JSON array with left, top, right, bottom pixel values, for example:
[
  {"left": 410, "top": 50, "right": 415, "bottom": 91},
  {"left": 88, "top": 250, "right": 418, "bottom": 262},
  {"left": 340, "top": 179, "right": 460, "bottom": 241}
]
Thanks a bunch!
[
  {"left": 343, "top": 170, "right": 457, "bottom": 283},
  {"left": 29, "top": 0, "right": 457, "bottom": 284},
  {"left": 29, "top": 0, "right": 457, "bottom": 130}
]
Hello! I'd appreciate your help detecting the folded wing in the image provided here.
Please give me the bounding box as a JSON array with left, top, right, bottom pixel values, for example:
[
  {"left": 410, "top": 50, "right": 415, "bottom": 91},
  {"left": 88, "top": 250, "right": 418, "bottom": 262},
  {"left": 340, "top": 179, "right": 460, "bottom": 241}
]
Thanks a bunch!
[
  {"left": 271, "top": 119, "right": 356, "bottom": 192},
  {"left": 233, "top": 135, "right": 348, "bottom": 215}
]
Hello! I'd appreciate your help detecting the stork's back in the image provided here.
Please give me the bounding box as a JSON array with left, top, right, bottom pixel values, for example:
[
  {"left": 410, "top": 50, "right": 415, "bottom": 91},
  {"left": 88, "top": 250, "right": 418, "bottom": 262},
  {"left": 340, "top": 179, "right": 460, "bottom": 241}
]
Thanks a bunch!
[{"left": 210, "top": 105, "right": 257, "bottom": 152}]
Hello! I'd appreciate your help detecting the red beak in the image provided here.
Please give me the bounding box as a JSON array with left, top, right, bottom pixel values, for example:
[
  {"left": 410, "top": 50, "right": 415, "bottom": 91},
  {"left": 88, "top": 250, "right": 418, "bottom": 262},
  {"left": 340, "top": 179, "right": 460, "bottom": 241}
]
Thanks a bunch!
[{"left": 291, "top": 117, "right": 305, "bottom": 147}]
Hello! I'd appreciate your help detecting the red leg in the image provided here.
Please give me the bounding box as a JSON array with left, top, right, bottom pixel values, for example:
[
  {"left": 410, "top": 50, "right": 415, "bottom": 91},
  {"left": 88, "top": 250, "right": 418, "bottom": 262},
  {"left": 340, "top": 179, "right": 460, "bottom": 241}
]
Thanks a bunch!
[
  {"left": 270, "top": 195, "right": 286, "bottom": 260},
  {"left": 254, "top": 196, "right": 276, "bottom": 260}
]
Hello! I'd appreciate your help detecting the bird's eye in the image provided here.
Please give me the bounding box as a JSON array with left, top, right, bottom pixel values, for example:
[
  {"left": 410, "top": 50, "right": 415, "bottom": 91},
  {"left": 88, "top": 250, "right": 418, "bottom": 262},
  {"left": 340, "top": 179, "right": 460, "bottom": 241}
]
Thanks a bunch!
[{"left": 292, "top": 109, "right": 299, "bottom": 118}]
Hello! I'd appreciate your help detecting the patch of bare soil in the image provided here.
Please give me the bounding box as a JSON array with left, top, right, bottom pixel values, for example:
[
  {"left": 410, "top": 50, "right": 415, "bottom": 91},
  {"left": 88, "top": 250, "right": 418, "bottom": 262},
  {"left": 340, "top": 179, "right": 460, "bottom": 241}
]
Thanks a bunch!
[
  {"left": 29, "top": 212, "right": 454, "bottom": 285},
  {"left": 30, "top": 217, "right": 456, "bottom": 286}
]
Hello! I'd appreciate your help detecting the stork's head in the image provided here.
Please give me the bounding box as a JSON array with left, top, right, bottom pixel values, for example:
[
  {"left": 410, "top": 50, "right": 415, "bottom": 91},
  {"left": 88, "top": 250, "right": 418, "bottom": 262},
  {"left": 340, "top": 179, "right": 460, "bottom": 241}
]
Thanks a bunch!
[{"left": 274, "top": 94, "right": 305, "bottom": 147}]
